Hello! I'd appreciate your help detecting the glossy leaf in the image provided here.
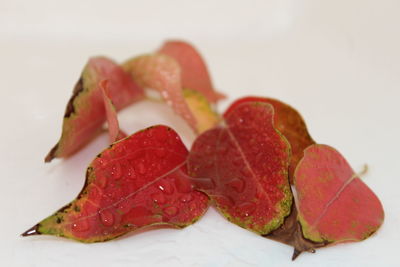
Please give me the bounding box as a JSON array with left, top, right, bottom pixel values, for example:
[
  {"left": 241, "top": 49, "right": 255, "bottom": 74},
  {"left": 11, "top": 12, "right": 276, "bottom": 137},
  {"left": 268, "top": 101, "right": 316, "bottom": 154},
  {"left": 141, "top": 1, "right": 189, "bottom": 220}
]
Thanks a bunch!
[
  {"left": 295, "top": 144, "right": 384, "bottom": 243},
  {"left": 24, "top": 125, "right": 209, "bottom": 242},
  {"left": 45, "top": 57, "right": 144, "bottom": 162},
  {"left": 158, "top": 40, "right": 226, "bottom": 102},
  {"left": 226, "top": 97, "right": 315, "bottom": 183},
  {"left": 188, "top": 101, "right": 292, "bottom": 234},
  {"left": 122, "top": 54, "right": 218, "bottom": 134}
]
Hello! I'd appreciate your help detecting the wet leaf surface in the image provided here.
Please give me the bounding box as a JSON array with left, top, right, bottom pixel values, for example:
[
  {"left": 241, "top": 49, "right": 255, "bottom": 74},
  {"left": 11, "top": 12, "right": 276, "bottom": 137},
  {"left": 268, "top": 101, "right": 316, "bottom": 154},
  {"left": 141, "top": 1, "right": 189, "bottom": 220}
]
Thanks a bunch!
[
  {"left": 188, "top": 101, "right": 292, "bottom": 234},
  {"left": 25, "top": 125, "right": 209, "bottom": 242},
  {"left": 226, "top": 97, "right": 315, "bottom": 183}
]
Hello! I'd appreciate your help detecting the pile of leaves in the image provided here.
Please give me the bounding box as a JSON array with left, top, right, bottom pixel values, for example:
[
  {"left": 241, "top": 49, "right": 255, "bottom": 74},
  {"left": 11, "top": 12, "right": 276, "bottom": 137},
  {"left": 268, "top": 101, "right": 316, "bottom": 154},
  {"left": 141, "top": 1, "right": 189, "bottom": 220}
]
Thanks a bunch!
[{"left": 22, "top": 40, "right": 384, "bottom": 260}]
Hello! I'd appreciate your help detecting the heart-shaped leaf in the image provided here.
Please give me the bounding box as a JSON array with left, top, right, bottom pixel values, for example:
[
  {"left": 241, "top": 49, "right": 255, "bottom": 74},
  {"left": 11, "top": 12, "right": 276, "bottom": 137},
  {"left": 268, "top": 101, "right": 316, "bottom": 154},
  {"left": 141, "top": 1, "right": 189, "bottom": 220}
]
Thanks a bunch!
[
  {"left": 45, "top": 57, "right": 144, "bottom": 162},
  {"left": 188, "top": 101, "right": 292, "bottom": 234},
  {"left": 24, "top": 125, "right": 209, "bottom": 242},
  {"left": 267, "top": 144, "right": 385, "bottom": 260},
  {"left": 226, "top": 97, "right": 315, "bottom": 183},
  {"left": 158, "top": 40, "right": 226, "bottom": 102},
  {"left": 295, "top": 144, "right": 384, "bottom": 244}
]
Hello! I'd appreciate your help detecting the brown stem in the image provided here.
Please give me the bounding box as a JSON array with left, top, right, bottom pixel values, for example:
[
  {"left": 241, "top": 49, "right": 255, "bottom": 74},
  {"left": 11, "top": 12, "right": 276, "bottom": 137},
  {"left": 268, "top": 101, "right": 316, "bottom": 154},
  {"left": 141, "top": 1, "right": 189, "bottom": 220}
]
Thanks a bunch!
[{"left": 264, "top": 205, "right": 327, "bottom": 260}]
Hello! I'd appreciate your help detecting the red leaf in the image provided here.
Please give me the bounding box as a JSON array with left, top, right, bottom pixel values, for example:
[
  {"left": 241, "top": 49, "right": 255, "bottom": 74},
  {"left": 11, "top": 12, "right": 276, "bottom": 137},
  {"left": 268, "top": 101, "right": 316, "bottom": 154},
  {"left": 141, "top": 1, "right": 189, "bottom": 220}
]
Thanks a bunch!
[
  {"left": 99, "top": 80, "right": 126, "bottom": 143},
  {"left": 226, "top": 97, "right": 315, "bottom": 183},
  {"left": 24, "top": 125, "right": 209, "bottom": 242},
  {"left": 188, "top": 101, "right": 292, "bottom": 234},
  {"left": 45, "top": 57, "right": 144, "bottom": 162},
  {"left": 158, "top": 40, "right": 226, "bottom": 102},
  {"left": 295, "top": 144, "right": 384, "bottom": 243},
  {"left": 123, "top": 54, "right": 219, "bottom": 133}
]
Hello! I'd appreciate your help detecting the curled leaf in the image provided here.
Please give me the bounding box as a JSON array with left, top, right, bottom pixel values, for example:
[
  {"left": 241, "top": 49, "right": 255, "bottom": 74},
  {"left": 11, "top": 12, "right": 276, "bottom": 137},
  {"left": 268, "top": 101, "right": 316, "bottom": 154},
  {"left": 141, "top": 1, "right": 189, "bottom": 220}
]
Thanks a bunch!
[
  {"left": 188, "top": 101, "right": 292, "bottom": 234},
  {"left": 158, "top": 40, "right": 225, "bottom": 102},
  {"left": 45, "top": 57, "right": 144, "bottom": 162},
  {"left": 182, "top": 88, "right": 220, "bottom": 134},
  {"left": 123, "top": 54, "right": 218, "bottom": 134},
  {"left": 100, "top": 80, "right": 126, "bottom": 143},
  {"left": 24, "top": 125, "right": 209, "bottom": 242},
  {"left": 226, "top": 97, "right": 315, "bottom": 183}
]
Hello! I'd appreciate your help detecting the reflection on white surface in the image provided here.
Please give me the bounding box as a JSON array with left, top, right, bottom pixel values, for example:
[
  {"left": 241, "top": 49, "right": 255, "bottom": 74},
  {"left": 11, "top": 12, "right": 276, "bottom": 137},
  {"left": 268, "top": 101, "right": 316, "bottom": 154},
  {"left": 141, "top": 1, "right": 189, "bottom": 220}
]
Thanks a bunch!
[{"left": 1, "top": 0, "right": 399, "bottom": 266}]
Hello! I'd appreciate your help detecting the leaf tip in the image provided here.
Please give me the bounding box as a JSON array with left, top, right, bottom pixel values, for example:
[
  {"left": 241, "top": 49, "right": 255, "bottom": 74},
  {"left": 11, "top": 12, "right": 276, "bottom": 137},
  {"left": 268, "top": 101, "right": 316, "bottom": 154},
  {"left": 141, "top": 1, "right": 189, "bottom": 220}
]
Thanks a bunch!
[
  {"left": 21, "top": 224, "right": 41, "bottom": 237},
  {"left": 44, "top": 144, "right": 59, "bottom": 163},
  {"left": 291, "top": 248, "right": 302, "bottom": 261}
]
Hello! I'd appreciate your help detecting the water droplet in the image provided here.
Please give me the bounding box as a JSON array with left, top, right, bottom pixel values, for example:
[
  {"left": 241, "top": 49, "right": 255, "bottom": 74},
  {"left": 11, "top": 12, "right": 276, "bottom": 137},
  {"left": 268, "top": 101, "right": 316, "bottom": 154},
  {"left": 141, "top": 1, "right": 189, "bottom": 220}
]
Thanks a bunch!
[
  {"left": 151, "top": 192, "right": 166, "bottom": 204},
  {"left": 180, "top": 194, "right": 193, "bottom": 203},
  {"left": 96, "top": 174, "right": 108, "bottom": 188},
  {"left": 194, "top": 177, "right": 215, "bottom": 190},
  {"left": 157, "top": 181, "right": 174, "bottom": 194},
  {"left": 110, "top": 163, "right": 122, "bottom": 179},
  {"left": 189, "top": 202, "right": 197, "bottom": 211},
  {"left": 163, "top": 206, "right": 178, "bottom": 216},
  {"left": 88, "top": 186, "right": 102, "bottom": 202},
  {"left": 238, "top": 202, "right": 256, "bottom": 217},
  {"left": 226, "top": 178, "right": 245, "bottom": 193},
  {"left": 117, "top": 200, "right": 132, "bottom": 214},
  {"left": 136, "top": 162, "right": 146, "bottom": 175},
  {"left": 175, "top": 176, "right": 193, "bottom": 193},
  {"left": 99, "top": 210, "right": 114, "bottom": 227},
  {"left": 72, "top": 218, "right": 89, "bottom": 232}
]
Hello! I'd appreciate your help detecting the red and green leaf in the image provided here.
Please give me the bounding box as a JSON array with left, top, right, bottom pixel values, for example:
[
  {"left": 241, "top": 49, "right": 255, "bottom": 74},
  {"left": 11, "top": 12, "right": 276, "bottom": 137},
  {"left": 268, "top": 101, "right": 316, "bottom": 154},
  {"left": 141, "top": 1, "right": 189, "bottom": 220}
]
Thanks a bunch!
[
  {"left": 45, "top": 57, "right": 144, "bottom": 162},
  {"left": 182, "top": 88, "right": 220, "bottom": 133},
  {"left": 267, "top": 144, "right": 385, "bottom": 260},
  {"left": 295, "top": 144, "right": 384, "bottom": 243},
  {"left": 122, "top": 54, "right": 219, "bottom": 134},
  {"left": 24, "top": 125, "right": 209, "bottom": 242},
  {"left": 188, "top": 101, "right": 292, "bottom": 234},
  {"left": 226, "top": 97, "right": 315, "bottom": 183},
  {"left": 158, "top": 40, "right": 226, "bottom": 103},
  {"left": 99, "top": 80, "right": 126, "bottom": 143}
]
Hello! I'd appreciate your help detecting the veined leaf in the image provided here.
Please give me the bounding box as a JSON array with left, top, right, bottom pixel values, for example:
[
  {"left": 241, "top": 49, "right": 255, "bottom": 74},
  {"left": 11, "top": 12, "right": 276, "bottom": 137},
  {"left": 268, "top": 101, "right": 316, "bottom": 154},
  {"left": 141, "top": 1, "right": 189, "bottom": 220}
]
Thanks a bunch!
[
  {"left": 24, "top": 125, "right": 209, "bottom": 242},
  {"left": 188, "top": 101, "right": 292, "bottom": 234},
  {"left": 226, "top": 97, "right": 315, "bottom": 183}
]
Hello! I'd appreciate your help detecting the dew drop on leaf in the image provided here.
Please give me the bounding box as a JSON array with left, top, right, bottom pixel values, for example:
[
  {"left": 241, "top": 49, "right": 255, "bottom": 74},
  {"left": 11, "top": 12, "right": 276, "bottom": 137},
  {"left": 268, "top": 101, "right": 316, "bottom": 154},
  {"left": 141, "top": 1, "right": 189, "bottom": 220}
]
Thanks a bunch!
[
  {"left": 99, "top": 210, "right": 115, "bottom": 227},
  {"left": 151, "top": 192, "right": 166, "bottom": 204},
  {"left": 163, "top": 206, "right": 179, "bottom": 216},
  {"left": 179, "top": 194, "right": 193, "bottom": 203}
]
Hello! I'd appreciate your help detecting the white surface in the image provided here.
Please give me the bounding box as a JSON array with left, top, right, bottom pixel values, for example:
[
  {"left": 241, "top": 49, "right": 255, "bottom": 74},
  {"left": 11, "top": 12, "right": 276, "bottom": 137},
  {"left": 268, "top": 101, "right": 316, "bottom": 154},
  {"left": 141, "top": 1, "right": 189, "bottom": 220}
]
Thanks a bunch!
[{"left": 1, "top": 0, "right": 399, "bottom": 266}]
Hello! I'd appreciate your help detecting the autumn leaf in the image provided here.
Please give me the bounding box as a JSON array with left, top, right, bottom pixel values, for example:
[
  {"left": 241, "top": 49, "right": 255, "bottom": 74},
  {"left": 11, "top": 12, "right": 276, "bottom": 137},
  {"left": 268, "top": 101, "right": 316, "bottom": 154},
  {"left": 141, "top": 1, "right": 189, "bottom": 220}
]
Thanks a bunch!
[
  {"left": 24, "top": 125, "right": 209, "bottom": 242},
  {"left": 122, "top": 54, "right": 219, "bottom": 134},
  {"left": 295, "top": 144, "right": 384, "bottom": 244},
  {"left": 226, "top": 97, "right": 315, "bottom": 183},
  {"left": 99, "top": 80, "right": 127, "bottom": 142},
  {"left": 45, "top": 57, "right": 144, "bottom": 162},
  {"left": 158, "top": 40, "right": 226, "bottom": 102},
  {"left": 182, "top": 88, "right": 220, "bottom": 133},
  {"left": 267, "top": 144, "right": 384, "bottom": 260},
  {"left": 188, "top": 101, "right": 292, "bottom": 234}
]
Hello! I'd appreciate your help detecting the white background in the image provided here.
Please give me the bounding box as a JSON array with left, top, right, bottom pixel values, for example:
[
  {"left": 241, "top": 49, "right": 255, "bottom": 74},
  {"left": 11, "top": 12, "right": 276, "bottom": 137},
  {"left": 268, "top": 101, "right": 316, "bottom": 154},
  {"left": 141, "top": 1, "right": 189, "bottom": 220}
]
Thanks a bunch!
[{"left": 1, "top": 0, "right": 399, "bottom": 266}]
